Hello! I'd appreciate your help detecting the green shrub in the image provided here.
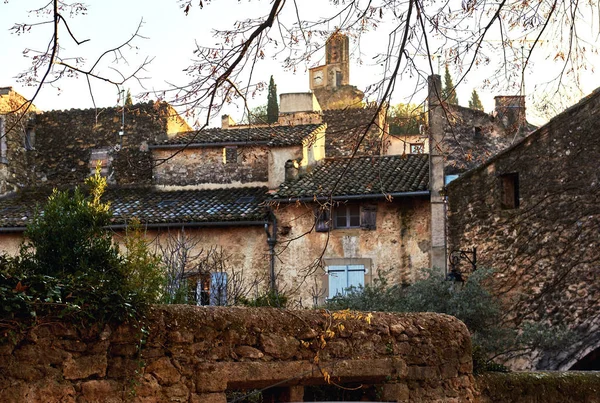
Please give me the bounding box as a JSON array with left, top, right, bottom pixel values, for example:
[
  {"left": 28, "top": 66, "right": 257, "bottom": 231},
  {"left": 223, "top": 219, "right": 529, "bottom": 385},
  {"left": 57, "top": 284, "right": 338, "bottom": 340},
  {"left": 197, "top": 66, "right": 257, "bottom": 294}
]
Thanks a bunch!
[
  {"left": 325, "top": 268, "right": 571, "bottom": 373},
  {"left": 0, "top": 168, "right": 165, "bottom": 326}
]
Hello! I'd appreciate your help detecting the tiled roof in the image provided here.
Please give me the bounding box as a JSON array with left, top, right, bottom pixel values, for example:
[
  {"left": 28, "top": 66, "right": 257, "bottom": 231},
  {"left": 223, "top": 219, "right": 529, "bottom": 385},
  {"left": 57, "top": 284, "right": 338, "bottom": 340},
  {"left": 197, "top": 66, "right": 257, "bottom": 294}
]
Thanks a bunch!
[
  {"left": 0, "top": 186, "right": 269, "bottom": 230},
  {"left": 151, "top": 124, "right": 324, "bottom": 147},
  {"left": 272, "top": 154, "right": 429, "bottom": 200}
]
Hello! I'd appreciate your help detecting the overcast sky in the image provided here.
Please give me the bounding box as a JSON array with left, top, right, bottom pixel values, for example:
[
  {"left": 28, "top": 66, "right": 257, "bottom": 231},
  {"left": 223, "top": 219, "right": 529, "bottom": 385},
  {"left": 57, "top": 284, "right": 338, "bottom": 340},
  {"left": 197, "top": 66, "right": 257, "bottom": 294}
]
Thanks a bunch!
[{"left": 1, "top": 0, "right": 599, "bottom": 127}]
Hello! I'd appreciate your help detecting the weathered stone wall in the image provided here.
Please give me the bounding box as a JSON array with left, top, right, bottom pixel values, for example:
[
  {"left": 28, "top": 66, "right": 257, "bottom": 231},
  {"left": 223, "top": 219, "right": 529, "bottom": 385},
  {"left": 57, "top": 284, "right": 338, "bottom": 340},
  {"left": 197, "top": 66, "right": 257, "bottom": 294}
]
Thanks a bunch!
[
  {"left": 447, "top": 88, "right": 600, "bottom": 370},
  {"left": 273, "top": 197, "right": 431, "bottom": 306},
  {"left": 441, "top": 104, "right": 521, "bottom": 174},
  {"left": 0, "top": 306, "right": 475, "bottom": 403},
  {"left": 476, "top": 372, "right": 600, "bottom": 403},
  {"left": 34, "top": 102, "right": 183, "bottom": 187},
  {"left": 152, "top": 145, "right": 269, "bottom": 188}
]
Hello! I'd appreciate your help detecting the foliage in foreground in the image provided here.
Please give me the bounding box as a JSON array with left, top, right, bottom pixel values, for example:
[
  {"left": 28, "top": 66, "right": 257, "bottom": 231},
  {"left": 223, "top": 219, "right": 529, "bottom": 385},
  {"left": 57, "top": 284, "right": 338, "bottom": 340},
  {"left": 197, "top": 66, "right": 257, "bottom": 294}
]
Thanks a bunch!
[
  {"left": 326, "top": 268, "right": 572, "bottom": 372},
  {"left": 0, "top": 169, "right": 165, "bottom": 327}
]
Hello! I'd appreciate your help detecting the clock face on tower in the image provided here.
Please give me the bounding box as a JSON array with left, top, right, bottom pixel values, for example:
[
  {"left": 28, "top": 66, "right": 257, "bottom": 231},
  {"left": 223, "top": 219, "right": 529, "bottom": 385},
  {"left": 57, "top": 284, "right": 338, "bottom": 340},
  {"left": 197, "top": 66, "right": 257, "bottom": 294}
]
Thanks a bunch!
[{"left": 313, "top": 70, "right": 324, "bottom": 86}]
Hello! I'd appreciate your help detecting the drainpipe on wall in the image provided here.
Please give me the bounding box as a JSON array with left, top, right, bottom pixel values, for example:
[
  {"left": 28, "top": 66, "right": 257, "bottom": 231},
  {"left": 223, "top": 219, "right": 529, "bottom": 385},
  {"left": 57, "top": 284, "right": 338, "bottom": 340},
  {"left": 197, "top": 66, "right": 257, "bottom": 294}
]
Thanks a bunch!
[
  {"left": 264, "top": 210, "right": 278, "bottom": 296},
  {"left": 427, "top": 74, "right": 448, "bottom": 273}
]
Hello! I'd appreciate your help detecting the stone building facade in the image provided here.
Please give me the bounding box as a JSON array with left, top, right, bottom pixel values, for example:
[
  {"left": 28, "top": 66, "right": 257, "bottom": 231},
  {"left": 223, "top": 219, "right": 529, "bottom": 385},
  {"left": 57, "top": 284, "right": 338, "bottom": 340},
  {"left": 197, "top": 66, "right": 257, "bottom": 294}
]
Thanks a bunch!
[{"left": 447, "top": 87, "right": 600, "bottom": 370}]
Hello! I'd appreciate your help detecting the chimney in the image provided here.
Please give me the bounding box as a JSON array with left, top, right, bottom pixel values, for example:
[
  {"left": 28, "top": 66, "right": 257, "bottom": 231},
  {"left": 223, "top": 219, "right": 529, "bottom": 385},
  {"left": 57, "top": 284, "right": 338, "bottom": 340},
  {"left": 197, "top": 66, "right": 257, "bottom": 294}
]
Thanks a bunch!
[
  {"left": 284, "top": 159, "right": 300, "bottom": 182},
  {"left": 427, "top": 74, "right": 447, "bottom": 273},
  {"left": 221, "top": 114, "right": 235, "bottom": 129},
  {"left": 494, "top": 96, "right": 526, "bottom": 134}
]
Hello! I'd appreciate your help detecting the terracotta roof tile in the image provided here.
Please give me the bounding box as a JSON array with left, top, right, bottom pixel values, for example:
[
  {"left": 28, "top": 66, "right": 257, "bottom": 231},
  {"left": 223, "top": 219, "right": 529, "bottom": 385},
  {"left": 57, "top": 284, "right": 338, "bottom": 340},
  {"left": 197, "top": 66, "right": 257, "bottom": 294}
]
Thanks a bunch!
[
  {"left": 151, "top": 124, "right": 324, "bottom": 147},
  {"left": 0, "top": 186, "right": 269, "bottom": 229},
  {"left": 272, "top": 154, "right": 429, "bottom": 200}
]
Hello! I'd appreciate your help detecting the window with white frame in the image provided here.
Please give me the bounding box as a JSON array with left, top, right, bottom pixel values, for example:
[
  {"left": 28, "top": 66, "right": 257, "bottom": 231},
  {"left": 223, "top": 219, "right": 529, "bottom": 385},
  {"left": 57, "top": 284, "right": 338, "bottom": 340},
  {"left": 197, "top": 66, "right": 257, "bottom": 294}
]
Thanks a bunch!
[{"left": 327, "top": 264, "right": 365, "bottom": 299}]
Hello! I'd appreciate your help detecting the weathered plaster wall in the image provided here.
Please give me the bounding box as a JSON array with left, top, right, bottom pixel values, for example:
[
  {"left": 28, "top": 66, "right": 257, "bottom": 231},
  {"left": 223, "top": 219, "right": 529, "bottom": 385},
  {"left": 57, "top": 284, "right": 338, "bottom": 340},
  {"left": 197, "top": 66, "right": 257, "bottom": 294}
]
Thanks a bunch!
[
  {"left": 447, "top": 89, "right": 600, "bottom": 370},
  {"left": 0, "top": 233, "right": 23, "bottom": 255},
  {"left": 269, "top": 146, "right": 303, "bottom": 189},
  {"left": 34, "top": 102, "right": 181, "bottom": 187},
  {"left": 273, "top": 197, "right": 431, "bottom": 306},
  {"left": 0, "top": 306, "right": 475, "bottom": 403},
  {"left": 152, "top": 145, "right": 269, "bottom": 187},
  {"left": 145, "top": 226, "right": 270, "bottom": 299}
]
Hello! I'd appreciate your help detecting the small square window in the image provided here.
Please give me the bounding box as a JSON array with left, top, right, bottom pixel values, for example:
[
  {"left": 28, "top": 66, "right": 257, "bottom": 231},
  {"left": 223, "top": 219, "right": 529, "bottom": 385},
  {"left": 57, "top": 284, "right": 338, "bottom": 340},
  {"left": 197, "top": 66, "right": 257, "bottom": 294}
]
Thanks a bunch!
[
  {"left": 500, "top": 173, "right": 519, "bottom": 209},
  {"left": 410, "top": 143, "right": 424, "bottom": 154}
]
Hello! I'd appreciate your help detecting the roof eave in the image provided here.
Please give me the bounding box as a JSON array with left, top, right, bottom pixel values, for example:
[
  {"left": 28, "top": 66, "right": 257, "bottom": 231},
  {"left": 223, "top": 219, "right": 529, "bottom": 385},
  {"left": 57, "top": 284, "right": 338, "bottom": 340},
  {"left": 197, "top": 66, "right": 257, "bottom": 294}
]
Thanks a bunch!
[
  {"left": 272, "top": 190, "right": 430, "bottom": 203},
  {"left": 0, "top": 220, "right": 268, "bottom": 233}
]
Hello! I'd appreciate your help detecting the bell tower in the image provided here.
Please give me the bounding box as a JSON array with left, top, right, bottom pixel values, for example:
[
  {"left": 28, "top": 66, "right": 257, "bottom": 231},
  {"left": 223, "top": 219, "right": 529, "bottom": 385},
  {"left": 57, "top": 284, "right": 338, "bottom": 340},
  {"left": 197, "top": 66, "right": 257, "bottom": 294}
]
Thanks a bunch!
[{"left": 309, "top": 33, "right": 363, "bottom": 109}]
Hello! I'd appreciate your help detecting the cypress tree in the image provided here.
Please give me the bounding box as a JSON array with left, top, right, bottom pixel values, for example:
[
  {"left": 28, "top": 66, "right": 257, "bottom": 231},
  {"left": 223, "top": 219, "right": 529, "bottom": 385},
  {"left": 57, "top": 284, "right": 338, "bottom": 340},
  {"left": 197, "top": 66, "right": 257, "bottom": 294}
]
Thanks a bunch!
[
  {"left": 468, "top": 89, "right": 484, "bottom": 111},
  {"left": 267, "top": 75, "right": 279, "bottom": 123},
  {"left": 442, "top": 65, "right": 459, "bottom": 105}
]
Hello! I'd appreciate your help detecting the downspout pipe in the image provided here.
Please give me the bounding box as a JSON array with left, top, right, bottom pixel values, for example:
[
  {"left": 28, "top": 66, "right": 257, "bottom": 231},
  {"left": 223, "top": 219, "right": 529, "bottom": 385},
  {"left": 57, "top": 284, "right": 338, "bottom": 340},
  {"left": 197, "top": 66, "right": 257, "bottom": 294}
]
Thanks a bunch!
[{"left": 264, "top": 209, "right": 278, "bottom": 298}]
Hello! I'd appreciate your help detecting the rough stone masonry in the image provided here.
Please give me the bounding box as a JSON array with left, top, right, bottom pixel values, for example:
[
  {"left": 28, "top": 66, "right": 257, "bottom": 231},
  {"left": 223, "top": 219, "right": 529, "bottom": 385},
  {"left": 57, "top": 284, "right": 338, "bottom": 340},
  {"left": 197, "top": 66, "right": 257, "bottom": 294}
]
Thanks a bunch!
[{"left": 0, "top": 305, "right": 475, "bottom": 402}]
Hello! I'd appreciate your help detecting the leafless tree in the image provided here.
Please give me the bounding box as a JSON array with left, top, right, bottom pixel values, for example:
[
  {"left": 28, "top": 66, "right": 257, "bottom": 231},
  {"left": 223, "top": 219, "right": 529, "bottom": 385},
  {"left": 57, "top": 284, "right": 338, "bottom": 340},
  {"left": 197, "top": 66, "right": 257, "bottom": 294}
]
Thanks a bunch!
[{"left": 158, "top": 230, "right": 265, "bottom": 306}]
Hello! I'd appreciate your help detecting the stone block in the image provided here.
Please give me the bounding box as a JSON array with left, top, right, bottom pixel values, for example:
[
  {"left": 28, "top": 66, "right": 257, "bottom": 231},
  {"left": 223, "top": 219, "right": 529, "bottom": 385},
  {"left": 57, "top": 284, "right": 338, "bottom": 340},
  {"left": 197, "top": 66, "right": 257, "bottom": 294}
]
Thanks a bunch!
[
  {"left": 63, "top": 354, "right": 107, "bottom": 380},
  {"left": 260, "top": 333, "right": 300, "bottom": 360},
  {"left": 235, "top": 345, "right": 264, "bottom": 359},
  {"left": 80, "top": 380, "right": 122, "bottom": 402},
  {"left": 145, "top": 357, "right": 181, "bottom": 386},
  {"left": 190, "top": 392, "right": 227, "bottom": 403},
  {"left": 380, "top": 383, "right": 410, "bottom": 402}
]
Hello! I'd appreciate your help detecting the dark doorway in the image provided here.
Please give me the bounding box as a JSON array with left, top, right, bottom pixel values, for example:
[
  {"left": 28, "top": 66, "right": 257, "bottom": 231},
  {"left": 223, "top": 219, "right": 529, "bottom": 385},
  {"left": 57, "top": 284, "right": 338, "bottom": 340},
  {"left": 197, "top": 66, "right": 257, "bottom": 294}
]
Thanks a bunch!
[{"left": 570, "top": 346, "right": 600, "bottom": 370}]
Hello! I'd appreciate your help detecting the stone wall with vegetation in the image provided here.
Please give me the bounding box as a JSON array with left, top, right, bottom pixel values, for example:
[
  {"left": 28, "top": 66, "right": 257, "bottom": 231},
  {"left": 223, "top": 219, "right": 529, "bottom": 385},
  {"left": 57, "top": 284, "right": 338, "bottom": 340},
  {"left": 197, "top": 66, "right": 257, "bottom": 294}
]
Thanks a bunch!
[
  {"left": 447, "top": 88, "right": 600, "bottom": 370},
  {"left": 476, "top": 372, "right": 600, "bottom": 403},
  {"left": 0, "top": 306, "right": 475, "bottom": 403}
]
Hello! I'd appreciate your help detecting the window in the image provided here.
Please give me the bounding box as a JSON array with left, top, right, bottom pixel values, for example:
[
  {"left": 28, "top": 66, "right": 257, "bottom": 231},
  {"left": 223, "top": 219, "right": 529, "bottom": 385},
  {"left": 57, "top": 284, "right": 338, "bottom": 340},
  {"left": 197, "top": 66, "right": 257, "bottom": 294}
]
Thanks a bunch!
[
  {"left": 331, "top": 204, "right": 377, "bottom": 230},
  {"left": 500, "top": 173, "right": 519, "bottom": 209},
  {"left": 335, "top": 204, "right": 360, "bottom": 228},
  {"left": 186, "top": 272, "right": 228, "bottom": 306},
  {"left": 410, "top": 143, "right": 425, "bottom": 154},
  {"left": 328, "top": 264, "right": 365, "bottom": 299},
  {"left": 223, "top": 146, "right": 238, "bottom": 164}
]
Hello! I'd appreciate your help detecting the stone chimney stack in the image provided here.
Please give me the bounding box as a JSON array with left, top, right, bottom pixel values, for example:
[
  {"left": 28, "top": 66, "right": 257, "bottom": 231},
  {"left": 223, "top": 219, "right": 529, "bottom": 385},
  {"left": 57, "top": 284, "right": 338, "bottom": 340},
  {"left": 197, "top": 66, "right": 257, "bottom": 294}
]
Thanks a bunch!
[
  {"left": 427, "top": 74, "right": 447, "bottom": 273},
  {"left": 494, "top": 95, "right": 526, "bottom": 134},
  {"left": 221, "top": 114, "right": 235, "bottom": 129}
]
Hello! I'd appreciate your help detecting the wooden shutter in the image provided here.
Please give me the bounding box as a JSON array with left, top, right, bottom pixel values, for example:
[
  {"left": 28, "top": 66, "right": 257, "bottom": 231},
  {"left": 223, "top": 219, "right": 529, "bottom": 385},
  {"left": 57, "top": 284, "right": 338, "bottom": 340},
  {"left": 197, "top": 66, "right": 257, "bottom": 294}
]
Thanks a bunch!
[
  {"left": 315, "top": 207, "right": 330, "bottom": 232},
  {"left": 360, "top": 205, "right": 377, "bottom": 230}
]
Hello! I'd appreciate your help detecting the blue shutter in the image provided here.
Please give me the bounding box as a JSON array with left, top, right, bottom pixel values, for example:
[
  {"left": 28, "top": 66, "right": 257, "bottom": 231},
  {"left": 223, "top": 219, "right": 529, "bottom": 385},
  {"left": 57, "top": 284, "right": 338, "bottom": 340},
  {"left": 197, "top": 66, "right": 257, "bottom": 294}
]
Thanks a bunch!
[
  {"left": 210, "top": 272, "right": 228, "bottom": 306},
  {"left": 347, "top": 265, "right": 365, "bottom": 292},
  {"left": 328, "top": 265, "right": 365, "bottom": 298},
  {"left": 328, "top": 266, "right": 346, "bottom": 299}
]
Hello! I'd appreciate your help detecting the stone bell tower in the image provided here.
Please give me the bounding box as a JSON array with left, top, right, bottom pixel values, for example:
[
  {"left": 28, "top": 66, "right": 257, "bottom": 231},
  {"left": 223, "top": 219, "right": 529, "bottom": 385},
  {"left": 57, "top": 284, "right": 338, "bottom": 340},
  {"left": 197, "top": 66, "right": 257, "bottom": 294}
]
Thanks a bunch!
[{"left": 309, "top": 33, "right": 363, "bottom": 109}]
